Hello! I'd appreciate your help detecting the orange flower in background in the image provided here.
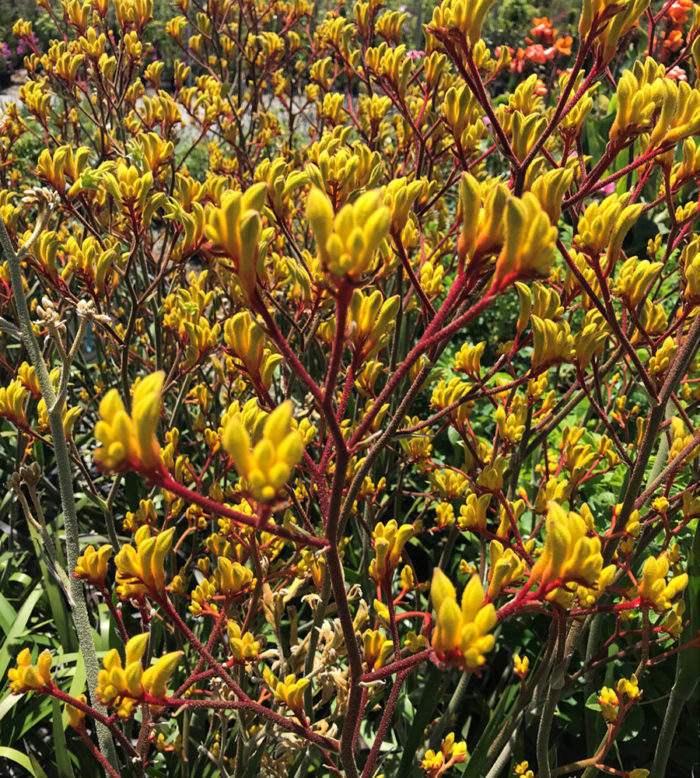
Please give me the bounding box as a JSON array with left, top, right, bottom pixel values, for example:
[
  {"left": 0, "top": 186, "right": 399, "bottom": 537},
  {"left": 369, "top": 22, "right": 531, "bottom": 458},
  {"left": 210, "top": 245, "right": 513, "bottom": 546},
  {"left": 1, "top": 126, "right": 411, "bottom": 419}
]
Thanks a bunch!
[
  {"left": 668, "top": 0, "right": 692, "bottom": 24},
  {"left": 530, "top": 16, "right": 555, "bottom": 45},
  {"left": 662, "top": 29, "right": 685, "bottom": 56},
  {"left": 554, "top": 36, "right": 573, "bottom": 56}
]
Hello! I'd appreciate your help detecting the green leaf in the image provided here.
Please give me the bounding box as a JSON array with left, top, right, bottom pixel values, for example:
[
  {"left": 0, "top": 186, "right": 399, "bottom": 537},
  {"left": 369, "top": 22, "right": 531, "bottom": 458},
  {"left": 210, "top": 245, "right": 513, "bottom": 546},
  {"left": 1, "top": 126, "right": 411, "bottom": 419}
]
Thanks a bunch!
[
  {"left": 0, "top": 690, "right": 23, "bottom": 723},
  {"left": 0, "top": 592, "right": 17, "bottom": 635},
  {"left": 397, "top": 666, "right": 446, "bottom": 777},
  {"left": 464, "top": 684, "right": 518, "bottom": 778},
  {"left": 0, "top": 746, "right": 46, "bottom": 777},
  {"left": 28, "top": 755, "right": 48, "bottom": 778},
  {"left": 52, "top": 698, "right": 75, "bottom": 778},
  {"left": 0, "top": 584, "right": 43, "bottom": 680},
  {"left": 41, "top": 568, "right": 75, "bottom": 653}
]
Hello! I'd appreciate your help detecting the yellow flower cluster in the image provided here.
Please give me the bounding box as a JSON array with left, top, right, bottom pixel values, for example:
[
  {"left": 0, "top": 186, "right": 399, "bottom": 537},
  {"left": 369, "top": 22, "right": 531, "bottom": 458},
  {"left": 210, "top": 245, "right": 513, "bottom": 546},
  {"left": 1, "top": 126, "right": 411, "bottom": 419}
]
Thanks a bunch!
[
  {"left": 223, "top": 311, "right": 281, "bottom": 391},
  {"left": 263, "top": 668, "right": 309, "bottom": 715},
  {"left": 227, "top": 621, "right": 260, "bottom": 663},
  {"left": 347, "top": 290, "right": 401, "bottom": 361},
  {"left": 36, "top": 145, "right": 90, "bottom": 199},
  {"left": 458, "top": 492, "right": 490, "bottom": 531},
  {"left": 363, "top": 629, "right": 394, "bottom": 670},
  {"left": 488, "top": 540, "right": 528, "bottom": 599},
  {"left": 638, "top": 553, "right": 688, "bottom": 611},
  {"left": 212, "top": 557, "right": 254, "bottom": 596},
  {"left": 491, "top": 193, "right": 558, "bottom": 291},
  {"left": 74, "top": 544, "right": 113, "bottom": 585},
  {"left": 96, "top": 633, "right": 182, "bottom": 718},
  {"left": 598, "top": 685, "right": 619, "bottom": 723},
  {"left": 94, "top": 372, "right": 164, "bottom": 473},
  {"left": 114, "top": 525, "right": 175, "bottom": 598},
  {"left": 514, "top": 761, "right": 535, "bottom": 778},
  {"left": 530, "top": 502, "right": 612, "bottom": 607},
  {"left": 431, "top": 568, "right": 497, "bottom": 671},
  {"left": 65, "top": 694, "right": 87, "bottom": 730},
  {"left": 307, "top": 187, "right": 390, "bottom": 279},
  {"left": 369, "top": 520, "right": 414, "bottom": 583},
  {"left": 222, "top": 401, "right": 305, "bottom": 502},
  {"left": 598, "top": 674, "right": 642, "bottom": 723},
  {"left": 8, "top": 648, "right": 53, "bottom": 693},
  {"left": 513, "top": 653, "right": 529, "bottom": 679},
  {"left": 0, "top": 379, "right": 29, "bottom": 427},
  {"left": 580, "top": 0, "right": 649, "bottom": 64},
  {"left": 420, "top": 731, "right": 468, "bottom": 778},
  {"left": 203, "top": 183, "right": 268, "bottom": 302},
  {"left": 429, "top": 0, "right": 498, "bottom": 46}
]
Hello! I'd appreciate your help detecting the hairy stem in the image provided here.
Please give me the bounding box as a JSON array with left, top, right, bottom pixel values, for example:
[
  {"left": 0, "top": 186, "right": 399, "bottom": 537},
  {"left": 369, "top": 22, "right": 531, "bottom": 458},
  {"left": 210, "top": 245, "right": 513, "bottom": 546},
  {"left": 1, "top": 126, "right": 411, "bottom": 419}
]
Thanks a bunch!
[{"left": 1, "top": 215, "right": 120, "bottom": 771}]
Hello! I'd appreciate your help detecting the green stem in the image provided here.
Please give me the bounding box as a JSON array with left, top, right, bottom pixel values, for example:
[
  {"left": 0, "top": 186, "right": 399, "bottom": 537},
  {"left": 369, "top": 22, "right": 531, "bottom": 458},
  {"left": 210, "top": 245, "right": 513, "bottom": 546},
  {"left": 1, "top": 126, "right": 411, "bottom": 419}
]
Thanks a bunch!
[
  {"left": 428, "top": 671, "right": 470, "bottom": 751},
  {"left": 536, "top": 618, "right": 583, "bottom": 778},
  {"left": 651, "top": 519, "right": 700, "bottom": 776},
  {"left": 0, "top": 216, "right": 120, "bottom": 771},
  {"left": 583, "top": 614, "right": 605, "bottom": 754}
]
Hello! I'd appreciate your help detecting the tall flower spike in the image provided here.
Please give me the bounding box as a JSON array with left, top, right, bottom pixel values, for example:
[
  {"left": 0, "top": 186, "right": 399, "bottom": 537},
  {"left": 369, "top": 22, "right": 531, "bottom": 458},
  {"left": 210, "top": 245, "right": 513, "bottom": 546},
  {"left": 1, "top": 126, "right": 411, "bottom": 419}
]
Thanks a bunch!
[
  {"left": 430, "top": 568, "right": 497, "bottom": 671},
  {"left": 94, "top": 372, "right": 165, "bottom": 474}
]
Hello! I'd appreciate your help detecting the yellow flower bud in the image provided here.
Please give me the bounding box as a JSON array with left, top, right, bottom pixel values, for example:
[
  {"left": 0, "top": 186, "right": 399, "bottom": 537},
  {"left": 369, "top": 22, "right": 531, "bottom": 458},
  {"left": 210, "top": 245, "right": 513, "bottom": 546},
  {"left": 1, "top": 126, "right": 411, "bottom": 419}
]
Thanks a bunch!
[
  {"left": 430, "top": 569, "right": 497, "bottom": 671},
  {"left": 114, "top": 526, "right": 174, "bottom": 598},
  {"left": 65, "top": 694, "right": 87, "bottom": 729},
  {"left": 8, "top": 648, "right": 53, "bottom": 693},
  {"left": 638, "top": 554, "right": 688, "bottom": 611},
  {"left": 222, "top": 401, "right": 305, "bottom": 503},
  {"left": 491, "top": 194, "right": 557, "bottom": 291},
  {"left": 94, "top": 372, "right": 164, "bottom": 473},
  {"left": 74, "top": 544, "right": 113, "bottom": 585}
]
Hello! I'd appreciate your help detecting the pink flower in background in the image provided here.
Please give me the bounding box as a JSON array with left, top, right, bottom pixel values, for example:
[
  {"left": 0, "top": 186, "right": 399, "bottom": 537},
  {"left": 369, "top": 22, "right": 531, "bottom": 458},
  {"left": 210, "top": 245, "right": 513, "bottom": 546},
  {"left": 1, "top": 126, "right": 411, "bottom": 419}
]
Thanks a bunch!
[
  {"left": 406, "top": 50, "right": 424, "bottom": 59},
  {"left": 665, "top": 65, "right": 688, "bottom": 81},
  {"left": 0, "top": 42, "right": 13, "bottom": 71}
]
